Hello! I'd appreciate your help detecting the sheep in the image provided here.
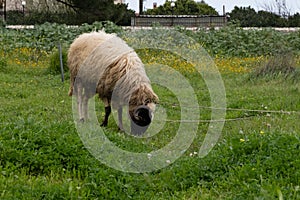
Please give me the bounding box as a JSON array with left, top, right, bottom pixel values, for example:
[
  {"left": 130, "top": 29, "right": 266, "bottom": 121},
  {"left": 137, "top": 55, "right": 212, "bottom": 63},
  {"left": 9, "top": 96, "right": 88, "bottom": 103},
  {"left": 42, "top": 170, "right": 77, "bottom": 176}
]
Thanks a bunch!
[{"left": 67, "top": 31, "right": 159, "bottom": 135}]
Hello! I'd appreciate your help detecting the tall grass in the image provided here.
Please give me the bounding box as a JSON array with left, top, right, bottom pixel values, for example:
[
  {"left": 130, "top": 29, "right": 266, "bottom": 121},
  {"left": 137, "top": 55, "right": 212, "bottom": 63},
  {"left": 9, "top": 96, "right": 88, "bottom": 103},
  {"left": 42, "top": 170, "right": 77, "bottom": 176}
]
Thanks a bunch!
[{"left": 251, "top": 52, "right": 300, "bottom": 81}]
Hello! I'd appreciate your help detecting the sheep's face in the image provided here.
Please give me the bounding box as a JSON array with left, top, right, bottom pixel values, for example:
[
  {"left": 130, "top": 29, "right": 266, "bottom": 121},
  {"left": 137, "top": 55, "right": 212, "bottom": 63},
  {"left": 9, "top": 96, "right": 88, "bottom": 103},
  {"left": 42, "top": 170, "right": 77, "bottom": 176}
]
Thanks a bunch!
[{"left": 129, "top": 103, "right": 155, "bottom": 135}]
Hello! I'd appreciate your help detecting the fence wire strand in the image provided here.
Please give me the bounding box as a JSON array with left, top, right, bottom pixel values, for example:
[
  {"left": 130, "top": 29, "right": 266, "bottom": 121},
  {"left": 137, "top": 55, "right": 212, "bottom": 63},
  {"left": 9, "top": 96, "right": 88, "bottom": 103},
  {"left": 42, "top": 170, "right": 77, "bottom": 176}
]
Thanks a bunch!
[{"left": 160, "top": 103, "right": 300, "bottom": 123}]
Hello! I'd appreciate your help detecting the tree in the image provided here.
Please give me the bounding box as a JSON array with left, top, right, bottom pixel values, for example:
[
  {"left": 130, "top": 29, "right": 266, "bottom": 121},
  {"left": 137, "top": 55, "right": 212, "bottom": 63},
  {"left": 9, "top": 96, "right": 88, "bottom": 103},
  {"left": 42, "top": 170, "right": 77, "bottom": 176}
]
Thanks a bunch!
[
  {"left": 288, "top": 13, "right": 300, "bottom": 26},
  {"left": 257, "top": 10, "right": 287, "bottom": 27},
  {"left": 4, "top": 0, "right": 134, "bottom": 25},
  {"left": 228, "top": 6, "right": 289, "bottom": 27},
  {"left": 260, "top": 0, "right": 291, "bottom": 17},
  {"left": 145, "top": 0, "right": 218, "bottom": 15},
  {"left": 228, "top": 6, "right": 258, "bottom": 27},
  {"left": 55, "top": 0, "right": 117, "bottom": 19},
  {"left": 53, "top": 0, "right": 134, "bottom": 24}
]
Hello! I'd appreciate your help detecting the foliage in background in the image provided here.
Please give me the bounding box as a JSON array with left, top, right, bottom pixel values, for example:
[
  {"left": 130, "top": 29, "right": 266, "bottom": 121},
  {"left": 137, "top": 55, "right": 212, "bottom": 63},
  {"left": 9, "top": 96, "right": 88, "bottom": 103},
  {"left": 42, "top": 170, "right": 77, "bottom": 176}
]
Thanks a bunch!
[
  {"left": 5, "top": 2, "right": 135, "bottom": 26},
  {"left": 145, "top": 0, "right": 218, "bottom": 15},
  {"left": 185, "top": 25, "right": 300, "bottom": 57},
  {"left": 48, "top": 47, "right": 68, "bottom": 75},
  {"left": 228, "top": 6, "right": 300, "bottom": 27},
  {"left": 2, "top": 0, "right": 300, "bottom": 27},
  {"left": 0, "top": 57, "right": 8, "bottom": 73},
  {"left": 2, "top": 22, "right": 300, "bottom": 60},
  {"left": 0, "top": 21, "right": 123, "bottom": 61},
  {"left": 5, "top": 10, "right": 77, "bottom": 25},
  {"left": 252, "top": 52, "right": 299, "bottom": 80},
  {"left": 289, "top": 13, "right": 300, "bottom": 27},
  {"left": 59, "top": 0, "right": 135, "bottom": 25},
  {"left": 229, "top": 6, "right": 285, "bottom": 27}
]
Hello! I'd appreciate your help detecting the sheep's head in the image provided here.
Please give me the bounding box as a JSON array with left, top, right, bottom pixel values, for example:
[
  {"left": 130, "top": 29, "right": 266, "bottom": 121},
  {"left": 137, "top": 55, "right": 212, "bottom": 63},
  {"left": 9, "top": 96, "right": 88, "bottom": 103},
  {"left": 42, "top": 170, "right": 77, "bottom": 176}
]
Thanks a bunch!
[
  {"left": 128, "top": 84, "right": 158, "bottom": 135},
  {"left": 129, "top": 102, "right": 156, "bottom": 135}
]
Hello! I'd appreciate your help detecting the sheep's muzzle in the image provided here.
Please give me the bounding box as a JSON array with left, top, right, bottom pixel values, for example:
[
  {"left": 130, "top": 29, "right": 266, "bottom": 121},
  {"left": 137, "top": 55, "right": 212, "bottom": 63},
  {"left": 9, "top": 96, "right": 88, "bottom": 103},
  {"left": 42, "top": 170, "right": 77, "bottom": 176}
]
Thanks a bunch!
[{"left": 130, "top": 105, "right": 152, "bottom": 135}]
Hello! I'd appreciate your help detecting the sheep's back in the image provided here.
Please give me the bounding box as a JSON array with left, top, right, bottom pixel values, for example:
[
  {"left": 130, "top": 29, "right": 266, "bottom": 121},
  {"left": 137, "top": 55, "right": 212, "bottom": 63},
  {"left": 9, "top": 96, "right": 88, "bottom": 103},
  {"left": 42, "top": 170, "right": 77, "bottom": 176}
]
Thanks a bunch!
[
  {"left": 67, "top": 31, "right": 156, "bottom": 108},
  {"left": 96, "top": 51, "right": 148, "bottom": 105},
  {"left": 68, "top": 32, "right": 115, "bottom": 76}
]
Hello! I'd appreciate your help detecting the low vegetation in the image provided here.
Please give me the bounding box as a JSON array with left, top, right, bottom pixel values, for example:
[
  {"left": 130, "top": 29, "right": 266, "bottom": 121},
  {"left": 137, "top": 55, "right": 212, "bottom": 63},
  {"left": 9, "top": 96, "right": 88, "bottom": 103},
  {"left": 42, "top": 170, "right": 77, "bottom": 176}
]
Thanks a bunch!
[
  {"left": 253, "top": 52, "right": 298, "bottom": 79},
  {"left": 0, "top": 23, "right": 299, "bottom": 199}
]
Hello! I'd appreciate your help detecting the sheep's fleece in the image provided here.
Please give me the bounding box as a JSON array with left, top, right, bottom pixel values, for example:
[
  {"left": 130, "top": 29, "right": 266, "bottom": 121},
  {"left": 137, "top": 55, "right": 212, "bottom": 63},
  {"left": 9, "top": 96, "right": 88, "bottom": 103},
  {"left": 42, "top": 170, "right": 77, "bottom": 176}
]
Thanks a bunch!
[
  {"left": 68, "top": 31, "right": 158, "bottom": 134},
  {"left": 68, "top": 31, "right": 133, "bottom": 99}
]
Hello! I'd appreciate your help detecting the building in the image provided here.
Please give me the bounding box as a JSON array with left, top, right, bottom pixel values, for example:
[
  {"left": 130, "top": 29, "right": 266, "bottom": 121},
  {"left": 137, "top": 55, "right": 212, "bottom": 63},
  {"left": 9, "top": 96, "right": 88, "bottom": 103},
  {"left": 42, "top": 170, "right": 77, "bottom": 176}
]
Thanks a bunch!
[
  {"left": 1, "top": 0, "right": 24, "bottom": 11},
  {"left": 2, "top": 0, "right": 67, "bottom": 12},
  {"left": 114, "top": 0, "right": 125, "bottom": 4}
]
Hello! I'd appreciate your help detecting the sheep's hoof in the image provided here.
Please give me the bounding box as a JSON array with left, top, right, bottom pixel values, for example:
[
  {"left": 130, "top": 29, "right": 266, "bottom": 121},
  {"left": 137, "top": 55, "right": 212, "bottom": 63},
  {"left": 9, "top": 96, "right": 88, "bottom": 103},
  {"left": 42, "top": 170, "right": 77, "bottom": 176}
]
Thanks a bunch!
[
  {"left": 79, "top": 118, "right": 85, "bottom": 123},
  {"left": 100, "top": 122, "right": 107, "bottom": 127},
  {"left": 118, "top": 127, "right": 125, "bottom": 132}
]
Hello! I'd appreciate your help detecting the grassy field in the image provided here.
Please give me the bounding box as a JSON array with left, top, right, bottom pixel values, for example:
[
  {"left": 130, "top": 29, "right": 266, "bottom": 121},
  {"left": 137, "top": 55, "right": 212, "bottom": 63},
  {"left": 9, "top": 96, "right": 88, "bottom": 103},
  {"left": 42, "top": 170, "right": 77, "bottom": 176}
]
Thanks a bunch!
[{"left": 1, "top": 26, "right": 300, "bottom": 199}]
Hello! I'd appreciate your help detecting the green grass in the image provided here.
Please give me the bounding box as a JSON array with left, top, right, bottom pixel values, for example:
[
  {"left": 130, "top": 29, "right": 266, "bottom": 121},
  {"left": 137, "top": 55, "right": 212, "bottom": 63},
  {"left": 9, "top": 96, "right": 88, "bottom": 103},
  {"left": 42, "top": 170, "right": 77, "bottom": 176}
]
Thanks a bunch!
[{"left": 0, "top": 60, "right": 299, "bottom": 199}]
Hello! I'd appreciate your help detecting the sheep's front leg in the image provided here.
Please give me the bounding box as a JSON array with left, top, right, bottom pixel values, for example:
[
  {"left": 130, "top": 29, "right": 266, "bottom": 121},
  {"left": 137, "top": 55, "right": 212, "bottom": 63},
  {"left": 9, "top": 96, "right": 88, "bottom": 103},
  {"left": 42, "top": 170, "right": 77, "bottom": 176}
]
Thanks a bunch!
[
  {"left": 82, "top": 95, "right": 89, "bottom": 121},
  {"left": 118, "top": 107, "right": 124, "bottom": 131},
  {"left": 76, "top": 83, "right": 84, "bottom": 122},
  {"left": 101, "top": 98, "right": 111, "bottom": 127},
  {"left": 77, "top": 96, "right": 83, "bottom": 122}
]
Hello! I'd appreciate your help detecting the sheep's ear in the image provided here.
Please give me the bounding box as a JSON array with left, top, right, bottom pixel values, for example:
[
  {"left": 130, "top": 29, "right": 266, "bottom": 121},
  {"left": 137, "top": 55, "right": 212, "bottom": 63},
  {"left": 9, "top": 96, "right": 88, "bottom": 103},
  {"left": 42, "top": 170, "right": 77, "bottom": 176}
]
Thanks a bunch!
[
  {"left": 151, "top": 95, "right": 159, "bottom": 104},
  {"left": 133, "top": 105, "right": 152, "bottom": 127},
  {"left": 145, "top": 94, "right": 159, "bottom": 105},
  {"left": 153, "top": 97, "right": 159, "bottom": 104}
]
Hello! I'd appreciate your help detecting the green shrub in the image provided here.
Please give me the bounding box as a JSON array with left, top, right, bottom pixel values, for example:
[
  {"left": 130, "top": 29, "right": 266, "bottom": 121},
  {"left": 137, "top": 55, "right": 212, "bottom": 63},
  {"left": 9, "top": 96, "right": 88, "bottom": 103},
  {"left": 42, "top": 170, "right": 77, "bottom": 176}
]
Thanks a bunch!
[
  {"left": 0, "top": 18, "right": 5, "bottom": 28},
  {"left": 0, "top": 57, "right": 8, "bottom": 72},
  {"left": 48, "top": 47, "right": 68, "bottom": 75},
  {"left": 79, "top": 21, "right": 123, "bottom": 34}
]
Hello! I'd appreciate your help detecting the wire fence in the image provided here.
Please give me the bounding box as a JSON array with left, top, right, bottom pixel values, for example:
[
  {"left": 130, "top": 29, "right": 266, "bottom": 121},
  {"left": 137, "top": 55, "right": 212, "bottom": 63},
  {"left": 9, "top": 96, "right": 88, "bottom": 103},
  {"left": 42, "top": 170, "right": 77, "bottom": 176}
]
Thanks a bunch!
[{"left": 160, "top": 103, "right": 300, "bottom": 123}]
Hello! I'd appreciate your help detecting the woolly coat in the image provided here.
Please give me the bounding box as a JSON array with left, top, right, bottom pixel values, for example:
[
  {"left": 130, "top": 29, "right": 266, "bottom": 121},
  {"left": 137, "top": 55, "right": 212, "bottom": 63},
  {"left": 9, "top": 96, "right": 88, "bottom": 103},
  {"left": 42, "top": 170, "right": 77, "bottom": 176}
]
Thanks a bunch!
[{"left": 67, "top": 31, "right": 158, "bottom": 111}]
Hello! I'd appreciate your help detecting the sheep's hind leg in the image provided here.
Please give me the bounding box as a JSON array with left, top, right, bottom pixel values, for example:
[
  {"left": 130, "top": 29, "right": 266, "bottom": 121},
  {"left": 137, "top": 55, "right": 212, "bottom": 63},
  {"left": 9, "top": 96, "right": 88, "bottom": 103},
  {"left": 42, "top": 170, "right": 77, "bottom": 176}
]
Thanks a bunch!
[
  {"left": 101, "top": 98, "right": 111, "bottom": 127},
  {"left": 77, "top": 100, "right": 84, "bottom": 122},
  {"left": 118, "top": 107, "right": 124, "bottom": 132}
]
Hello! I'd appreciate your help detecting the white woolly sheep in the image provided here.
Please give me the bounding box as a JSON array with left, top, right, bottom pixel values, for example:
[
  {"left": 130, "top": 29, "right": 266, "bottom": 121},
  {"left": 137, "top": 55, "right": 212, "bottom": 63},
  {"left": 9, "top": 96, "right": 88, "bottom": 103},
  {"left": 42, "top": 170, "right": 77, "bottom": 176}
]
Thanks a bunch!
[{"left": 68, "top": 31, "right": 158, "bottom": 135}]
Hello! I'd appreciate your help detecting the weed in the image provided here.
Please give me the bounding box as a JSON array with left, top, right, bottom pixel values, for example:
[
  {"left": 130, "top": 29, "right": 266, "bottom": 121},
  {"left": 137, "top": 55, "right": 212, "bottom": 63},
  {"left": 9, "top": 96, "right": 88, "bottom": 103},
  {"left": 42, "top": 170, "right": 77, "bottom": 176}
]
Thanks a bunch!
[
  {"left": 252, "top": 52, "right": 298, "bottom": 79},
  {"left": 0, "top": 57, "right": 8, "bottom": 72},
  {"left": 48, "top": 47, "right": 68, "bottom": 75}
]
